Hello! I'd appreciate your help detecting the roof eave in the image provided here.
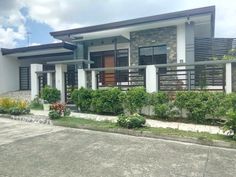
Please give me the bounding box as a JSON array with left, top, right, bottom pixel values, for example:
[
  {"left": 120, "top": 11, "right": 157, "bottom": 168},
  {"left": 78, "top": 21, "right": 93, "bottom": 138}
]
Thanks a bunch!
[{"left": 50, "top": 6, "right": 215, "bottom": 38}]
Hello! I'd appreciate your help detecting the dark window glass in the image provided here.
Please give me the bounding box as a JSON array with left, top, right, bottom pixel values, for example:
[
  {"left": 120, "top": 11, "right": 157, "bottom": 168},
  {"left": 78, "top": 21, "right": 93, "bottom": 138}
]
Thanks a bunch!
[{"left": 139, "top": 45, "right": 167, "bottom": 73}]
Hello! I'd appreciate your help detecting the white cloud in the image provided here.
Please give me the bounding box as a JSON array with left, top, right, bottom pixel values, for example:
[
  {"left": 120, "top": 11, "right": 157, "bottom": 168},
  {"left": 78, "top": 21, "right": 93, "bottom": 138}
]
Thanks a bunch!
[
  {"left": 0, "top": 0, "right": 26, "bottom": 48},
  {"left": 22, "top": 0, "right": 236, "bottom": 37},
  {"left": 1, "top": 0, "right": 236, "bottom": 48}
]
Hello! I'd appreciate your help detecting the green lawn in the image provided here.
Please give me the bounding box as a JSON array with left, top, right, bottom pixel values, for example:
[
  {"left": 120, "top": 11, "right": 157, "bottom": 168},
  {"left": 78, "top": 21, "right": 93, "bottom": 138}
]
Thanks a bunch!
[{"left": 53, "top": 117, "right": 236, "bottom": 146}]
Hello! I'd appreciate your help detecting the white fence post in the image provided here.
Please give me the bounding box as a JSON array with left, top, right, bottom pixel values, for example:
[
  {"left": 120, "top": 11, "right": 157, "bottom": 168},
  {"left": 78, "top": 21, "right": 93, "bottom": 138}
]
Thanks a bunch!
[
  {"left": 78, "top": 69, "right": 87, "bottom": 89},
  {"left": 55, "top": 64, "right": 67, "bottom": 103},
  {"left": 30, "top": 64, "right": 43, "bottom": 101},
  {"left": 91, "top": 71, "right": 97, "bottom": 90},
  {"left": 225, "top": 63, "right": 232, "bottom": 93},
  {"left": 146, "top": 65, "right": 157, "bottom": 93},
  {"left": 47, "top": 72, "right": 53, "bottom": 87}
]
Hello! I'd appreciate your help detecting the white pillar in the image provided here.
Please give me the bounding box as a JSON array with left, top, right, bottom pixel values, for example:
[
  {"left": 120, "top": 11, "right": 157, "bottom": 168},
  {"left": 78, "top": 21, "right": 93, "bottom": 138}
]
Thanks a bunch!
[
  {"left": 55, "top": 64, "right": 67, "bottom": 103},
  {"left": 226, "top": 63, "right": 232, "bottom": 93},
  {"left": 30, "top": 64, "right": 43, "bottom": 100},
  {"left": 78, "top": 69, "right": 87, "bottom": 89},
  {"left": 47, "top": 72, "right": 53, "bottom": 87},
  {"left": 91, "top": 71, "right": 97, "bottom": 90},
  {"left": 146, "top": 65, "right": 157, "bottom": 93}
]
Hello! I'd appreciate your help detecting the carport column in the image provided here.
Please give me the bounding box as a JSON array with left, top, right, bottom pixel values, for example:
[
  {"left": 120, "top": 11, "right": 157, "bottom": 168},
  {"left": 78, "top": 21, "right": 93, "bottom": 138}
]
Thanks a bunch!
[
  {"left": 91, "top": 71, "right": 97, "bottom": 90},
  {"left": 78, "top": 69, "right": 87, "bottom": 89},
  {"left": 225, "top": 63, "right": 232, "bottom": 93},
  {"left": 146, "top": 65, "right": 158, "bottom": 93},
  {"left": 47, "top": 72, "right": 53, "bottom": 87},
  {"left": 55, "top": 64, "right": 67, "bottom": 103},
  {"left": 30, "top": 64, "right": 43, "bottom": 101}
]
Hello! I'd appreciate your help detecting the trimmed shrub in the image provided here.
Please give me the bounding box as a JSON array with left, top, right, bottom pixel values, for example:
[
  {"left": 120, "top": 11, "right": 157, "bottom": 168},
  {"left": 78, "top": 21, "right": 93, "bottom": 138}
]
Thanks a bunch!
[
  {"left": 48, "top": 103, "right": 71, "bottom": 119},
  {"left": 148, "top": 92, "right": 169, "bottom": 105},
  {"left": 91, "top": 88, "right": 123, "bottom": 115},
  {"left": 71, "top": 88, "right": 93, "bottom": 112},
  {"left": 120, "top": 87, "right": 148, "bottom": 114},
  {"left": 41, "top": 86, "right": 60, "bottom": 103},
  {"left": 49, "top": 110, "right": 61, "bottom": 120},
  {"left": 9, "top": 107, "right": 22, "bottom": 115},
  {"left": 117, "top": 114, "right": 146, "bottom": 129},
  {"left": 223, "top": 110, "right": 236, "bottom": 140}
]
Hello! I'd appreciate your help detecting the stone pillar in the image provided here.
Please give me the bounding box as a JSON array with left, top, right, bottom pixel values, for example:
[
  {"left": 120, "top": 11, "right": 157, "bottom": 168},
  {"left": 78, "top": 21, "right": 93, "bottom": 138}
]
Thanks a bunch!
[
  {"left": 47, "top": 72, "right": 53, "bottom": 87},
  {"left": 91, "top": 70, "right": 97, "bottom": 90},
  {"left": 146, "top": 65, "right": 157, "bottom": 93},
  {"left": 78, "top": 69, "right": 87, "bottom": 89},
  {"left": 30, "top": 64, "right": 43, "bottom": 100},
  {"left": 225, "top": 63, "right": 232, "bottom": 93},
  {"left": 55, "top": 64, "right": 67, "bottom": 103}
]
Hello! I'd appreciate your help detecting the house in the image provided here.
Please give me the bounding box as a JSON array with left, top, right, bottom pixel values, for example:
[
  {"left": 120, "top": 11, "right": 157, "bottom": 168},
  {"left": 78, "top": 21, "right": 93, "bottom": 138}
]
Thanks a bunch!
[{"left": 0, "top": 6, "right": 235, "bottom": 103}]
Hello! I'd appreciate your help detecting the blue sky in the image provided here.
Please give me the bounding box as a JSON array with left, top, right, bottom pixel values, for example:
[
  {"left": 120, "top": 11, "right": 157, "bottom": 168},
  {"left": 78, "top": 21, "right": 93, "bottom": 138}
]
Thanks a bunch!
[
  {"left": 0, "top": 0, "right": 236, "bottom": 48},
  {"left": 17, "top": 7, "right": 54, "bottom": 47}
]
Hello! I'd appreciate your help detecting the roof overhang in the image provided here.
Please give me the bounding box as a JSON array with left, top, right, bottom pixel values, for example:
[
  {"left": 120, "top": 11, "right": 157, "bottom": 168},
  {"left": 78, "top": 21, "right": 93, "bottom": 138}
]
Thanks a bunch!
[
  {"left": 50, "top": 6, "right": 215, "bottom": 41},
  {"left": 1, "top": 42, "right": 77, "bottom": 57}
]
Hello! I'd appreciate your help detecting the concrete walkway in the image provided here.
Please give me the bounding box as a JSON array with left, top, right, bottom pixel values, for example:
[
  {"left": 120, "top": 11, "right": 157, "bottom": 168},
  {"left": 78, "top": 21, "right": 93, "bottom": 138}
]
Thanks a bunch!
[
  {"left": 0, "top": 118, "right": 236, "bottom": 177},
  {"left": 31, "top": 110, "right": 226, "bottom": 135}
]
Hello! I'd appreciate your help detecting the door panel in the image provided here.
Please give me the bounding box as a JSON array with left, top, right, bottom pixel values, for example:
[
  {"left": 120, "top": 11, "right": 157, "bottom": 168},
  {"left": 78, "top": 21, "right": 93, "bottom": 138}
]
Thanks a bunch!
[{"left": 103, "top": 55, "right": 115, "bottom": 85}]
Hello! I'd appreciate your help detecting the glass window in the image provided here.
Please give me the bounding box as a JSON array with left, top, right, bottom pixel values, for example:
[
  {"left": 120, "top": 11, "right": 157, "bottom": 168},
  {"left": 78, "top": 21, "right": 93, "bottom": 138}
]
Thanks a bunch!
[{"left": 139, "top": 45, "right": 167, "bottom": 65}]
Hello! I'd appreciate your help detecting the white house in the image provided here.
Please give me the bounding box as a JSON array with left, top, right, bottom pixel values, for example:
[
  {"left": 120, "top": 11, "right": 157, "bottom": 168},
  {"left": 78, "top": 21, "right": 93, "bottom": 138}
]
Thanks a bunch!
[{"left": 0, "top": 6, "right": 235, "bottom": 103}]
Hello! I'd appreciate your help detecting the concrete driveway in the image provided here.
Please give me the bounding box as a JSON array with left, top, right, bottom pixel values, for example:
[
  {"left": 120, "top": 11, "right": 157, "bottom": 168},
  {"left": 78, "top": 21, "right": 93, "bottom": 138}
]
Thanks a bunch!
[{"left": 0, "top": 118, "right": 236, "bottom": 177}]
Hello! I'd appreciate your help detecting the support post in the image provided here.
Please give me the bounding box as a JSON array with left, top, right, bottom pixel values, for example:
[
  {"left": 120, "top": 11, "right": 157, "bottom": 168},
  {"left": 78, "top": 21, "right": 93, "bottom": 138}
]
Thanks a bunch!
[
  {"left": 78, "top": 69, "right": 87, "bottom": 89},
  {"left": 30, "top": 64, "right": 43, "bottom": 100},
  {"left": 47, "top": 72, "right": 53, "bottom": 87},
  {"left": 146, "top": 65, "right": 157, "bottom": 93},
  {"left": 91, "top": 71, "right": 97, "bottom": 90},
  {"left": 55, "top": 64, "right": 67, "bottom": 103},
  {"left": 225, "top": 63, "right": 232, "bottom": 93}
]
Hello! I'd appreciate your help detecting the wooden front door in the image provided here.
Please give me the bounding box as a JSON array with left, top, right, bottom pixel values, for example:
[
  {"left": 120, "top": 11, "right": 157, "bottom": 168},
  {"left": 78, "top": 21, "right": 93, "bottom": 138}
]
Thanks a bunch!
[{"left": 103, "top": 55, "right": 115, "bottom": 85}]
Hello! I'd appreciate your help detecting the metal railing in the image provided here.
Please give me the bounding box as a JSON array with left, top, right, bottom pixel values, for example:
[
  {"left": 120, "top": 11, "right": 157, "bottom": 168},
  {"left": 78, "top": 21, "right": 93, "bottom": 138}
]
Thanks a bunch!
[
  {"left": 96, "top": 69, "right": 145, "bottom": 89},
  {"left": 157, "top": 65, "right": 225, "bottom": 91}
]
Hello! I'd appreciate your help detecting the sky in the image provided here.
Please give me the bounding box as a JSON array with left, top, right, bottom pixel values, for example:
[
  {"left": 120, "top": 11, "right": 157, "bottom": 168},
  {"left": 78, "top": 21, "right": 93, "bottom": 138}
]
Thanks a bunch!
[{"left": 0, "top": 0, "right": 236, "bottom": 48}]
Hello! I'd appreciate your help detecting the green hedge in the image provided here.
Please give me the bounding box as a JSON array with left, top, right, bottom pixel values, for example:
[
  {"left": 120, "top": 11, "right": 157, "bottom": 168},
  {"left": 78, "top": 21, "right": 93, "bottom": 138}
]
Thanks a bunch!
[
  {"left": 41, "top": 86, "right": 60, "bottom": 103},
  {"left": 71, "top": 87, "right": 236, "bottom": 123}
]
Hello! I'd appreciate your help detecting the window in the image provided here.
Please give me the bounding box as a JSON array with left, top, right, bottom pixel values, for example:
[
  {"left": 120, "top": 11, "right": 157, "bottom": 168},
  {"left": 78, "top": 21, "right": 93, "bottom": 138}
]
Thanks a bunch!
[{"left": 139, "top": 45, "right": 167, "bottom": 73}]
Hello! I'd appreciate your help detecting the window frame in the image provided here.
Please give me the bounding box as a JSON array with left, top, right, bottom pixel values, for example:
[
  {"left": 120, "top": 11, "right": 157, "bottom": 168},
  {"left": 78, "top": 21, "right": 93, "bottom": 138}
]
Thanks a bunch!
[{"left": 138, "top": 45, "right": 167, "bottom": 65}]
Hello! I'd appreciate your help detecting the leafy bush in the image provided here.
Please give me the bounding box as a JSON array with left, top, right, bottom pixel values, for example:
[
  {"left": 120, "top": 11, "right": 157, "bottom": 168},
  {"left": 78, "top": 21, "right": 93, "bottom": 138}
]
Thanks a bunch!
[
  {"left": 148, "top": 92, "right": 169, "bottom": 105},
  {"left": 0, "top": 98, "right": 29, "bottom": 115},
  {"left": 0, "top": 107, "right": 7, "bottom": 114},
  {"left": 175, "top": 92, "right": 209, "bottom": 123},
  {"left": 41, "top": 86, "right": 60, "bottom": 103},
  {"left": 9, "top": 107, "right": 22, "bottom": 115},
  {"left": 120, "top": 87, "right": 148, "bottom": 114},
  {"left": 117, "top": 114, "right": 146, "bottom": 128},
  {"left": 223, "top": 110, "right": 236, "bottom": 140},
  {"left": 91, "top": 88, "right": 123, "bottom": 115},
  {"left": 48, "top": 103, "right": 71, "bottom": 119},
  {"left": 71, "top": 88, "right": 93, "bottom": 112},
  {"left": 49, "top": 110, "right": 61, "bottom": 120}
]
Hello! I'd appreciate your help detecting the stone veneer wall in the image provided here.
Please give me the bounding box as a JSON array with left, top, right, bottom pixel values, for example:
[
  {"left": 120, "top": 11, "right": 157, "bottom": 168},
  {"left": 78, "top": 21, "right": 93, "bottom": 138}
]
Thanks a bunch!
[{"left": 130, "top": 26, "right": 177, "bottom": 66}]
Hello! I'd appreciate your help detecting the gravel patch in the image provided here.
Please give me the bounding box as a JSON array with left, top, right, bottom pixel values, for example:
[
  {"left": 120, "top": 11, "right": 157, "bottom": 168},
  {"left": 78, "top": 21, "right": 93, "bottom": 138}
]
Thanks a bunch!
[{"left": 0, "top": 114, "right": 51, "bottom": 125}]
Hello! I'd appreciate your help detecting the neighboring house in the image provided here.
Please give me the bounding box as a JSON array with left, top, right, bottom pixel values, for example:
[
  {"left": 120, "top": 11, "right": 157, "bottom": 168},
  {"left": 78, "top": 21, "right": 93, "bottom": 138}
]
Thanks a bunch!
[{"left": 0, "top": 6, "right": 235, "bottom": 102}]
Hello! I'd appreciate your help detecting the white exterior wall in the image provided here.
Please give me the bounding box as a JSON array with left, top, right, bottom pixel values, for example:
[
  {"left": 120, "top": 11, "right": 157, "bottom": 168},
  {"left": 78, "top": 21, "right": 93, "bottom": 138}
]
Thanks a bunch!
[{"left": 0, "top": 53, "right": 20, "bottom": 94}]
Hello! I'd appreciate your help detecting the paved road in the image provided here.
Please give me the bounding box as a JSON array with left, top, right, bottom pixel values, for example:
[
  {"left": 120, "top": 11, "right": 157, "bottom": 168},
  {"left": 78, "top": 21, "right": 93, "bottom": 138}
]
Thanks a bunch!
[{"left": 0, "top": 118, "right": 236, "bottom": 177}]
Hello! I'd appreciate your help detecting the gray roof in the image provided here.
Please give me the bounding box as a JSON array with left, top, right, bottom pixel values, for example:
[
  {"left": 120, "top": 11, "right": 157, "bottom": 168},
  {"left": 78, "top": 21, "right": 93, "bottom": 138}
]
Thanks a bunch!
[
  {"left": 50, "top": 6, "right": 215, "bottom": 37},
  {"left": 1, "top": 42, "right": 76, "bottom": 55}
]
